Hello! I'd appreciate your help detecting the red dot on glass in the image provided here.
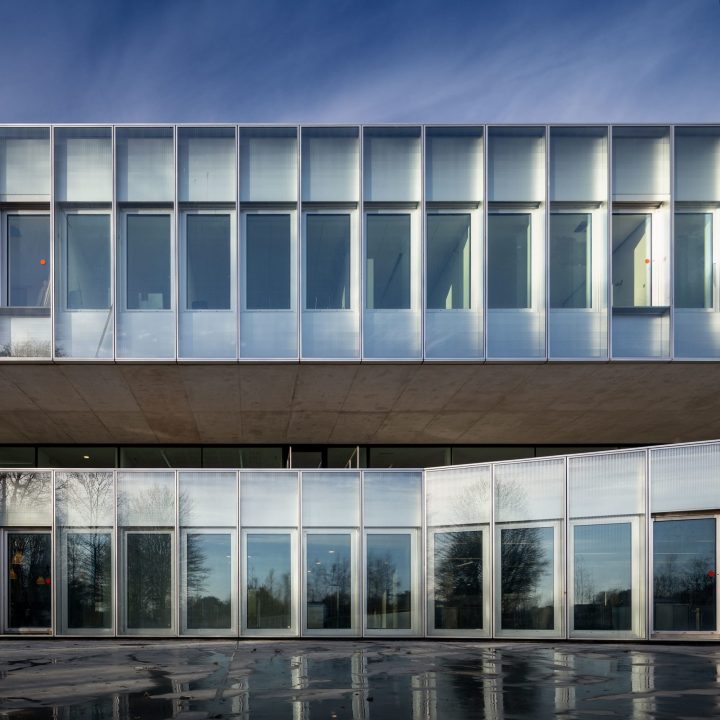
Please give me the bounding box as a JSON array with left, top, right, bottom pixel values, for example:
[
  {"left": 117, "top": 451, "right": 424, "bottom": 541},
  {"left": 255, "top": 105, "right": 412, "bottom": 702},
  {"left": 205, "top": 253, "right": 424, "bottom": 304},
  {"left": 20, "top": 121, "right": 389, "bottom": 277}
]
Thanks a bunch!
[{"left": 40, "top": 259, "right": 47, "bottom": 265}]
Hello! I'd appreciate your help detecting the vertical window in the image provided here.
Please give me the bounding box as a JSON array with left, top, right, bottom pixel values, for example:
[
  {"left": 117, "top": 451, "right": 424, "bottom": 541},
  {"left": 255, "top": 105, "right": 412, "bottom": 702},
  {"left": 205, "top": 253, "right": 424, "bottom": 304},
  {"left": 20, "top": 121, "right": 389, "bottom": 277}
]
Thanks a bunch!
[
  {"left": 7, "top": 215, "right": 50, "bottom": 307},
  {"left": 366, "top": 533, "right": 412, "bottom": 630},
  {"left": 186, "top": 215, "right": 230, "bottom": 310},
  {"left": 550, "top": 213, "right": 591, "bottom": 309},
  {"left": 306, "top": 534, "right": 352, "bottom": 630},
  {"left": 488, "top": 214, "right": 530, "bottom": 309},
  {"left": 305, "top": 215, "right": 351, "bottom": 309},
  {"left": 675, "top": 213, "right": 712, "bottom": 309},
  {"left": 246, "top": 533, "right": 292, "bottom": 629},
  {"left": 66, "top": 214, "right": 111, "bottom": 310},
  {"left": 126, "top": 215, "right": 171, "bottom": 310},
  {"left": 186, "top": 533, "right": 232, "bottom": 630},
  {"left": 366, "top": 214, "right": 410, "bottom": 310},
  {"left": 426, "top": 214, "right": 470, "bottom": 309},
  {"left": 246, "top": 214, "right": 291, "bottom": 310},
  {"left": 612, "top": 214, "right": 651, "bottom": 308}
]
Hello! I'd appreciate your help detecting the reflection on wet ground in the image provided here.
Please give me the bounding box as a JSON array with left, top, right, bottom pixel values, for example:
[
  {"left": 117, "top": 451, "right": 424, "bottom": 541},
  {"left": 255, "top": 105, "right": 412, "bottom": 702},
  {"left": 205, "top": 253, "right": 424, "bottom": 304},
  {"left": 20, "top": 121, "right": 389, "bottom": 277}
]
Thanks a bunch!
[{"left": 2, "top": 641, "right": 720, "bottom": 719}]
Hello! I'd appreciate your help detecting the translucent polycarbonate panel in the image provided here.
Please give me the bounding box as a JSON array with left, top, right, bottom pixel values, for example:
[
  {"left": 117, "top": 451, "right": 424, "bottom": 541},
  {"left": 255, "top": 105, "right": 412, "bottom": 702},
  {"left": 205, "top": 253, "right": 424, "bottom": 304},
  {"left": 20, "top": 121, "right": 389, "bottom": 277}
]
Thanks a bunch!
[
  {"left": 550, "top": 127, "right": 607, "bottom": 202},
  {"left": 302, "top": 472, "right": 360, "bottom": 526},
  {"left": 117, "top": 213, "right": 174, "bottom": 359},
  {"left": 612, "top": 214, "right": 651, "bottom": 308},
  {"left": 488, "top": 214, "right": 530, "bottom": 308},
  {"left": 427, "top": 214, "right": 470, "bottom": 309},
  {"left": 433, "top": 530, "right": 483, "bottom": 630},
  {"left": 55, "top": 213, "right": 112, "bottom": 359},
  {"left": 55, "top": 471, "right": 113, "bottom": 526},
  {"left": 675, "top": 213, "right": 712, "bottom": 309},
  {"left": 246, "top": 533, "right": 292, "bottom": 629},
  {"left": 306, "top": 214, "right": 350, "bottom": 309},
  {"left": 366, "top": 215, "right": 411, "bottom": 310},
  {"left": 425, "top": 309, "right": 482, "bottom": 359},
  {"left": 240, "top": 127, "right": 297, "bottom": 202},
  {"left": 549, "top": 307, "right": 608, "bottom": 359},
  {"left": 569, "top": 451, "right": 645, "bottom": 518},
  {"left": 54, "top": 127, "right": 112, "bottom": 202},
  {"left": 363, "top": 127, "right": 421, "bottom": 202},
  {"left": 7, "top": 215, "right": 50, "bottom": 307},
  {"left": 675, "top": 126, "right": 720, "bottom": 201},
  {"left": 179, "top": 472, "right": 237, "bottom": 526},
  {"left": 116, "top": 127, "right": 173, "bottom": 202},
  {"left": 126, "top": 532, "right": 173, "bottom": 630},
  {"left": 245, "top": 214, "right": 291, "bottom": 309},
  {"left": 675, "top": 309, "right": 720, "bottom": 358},
  {"left": 241, "top": 472, "right": 298, "bottom": 527},
  {"left": 184, "top": 533, "right": 233, "bottom": 630},
  {"left": 61, "top": 531, "right": 112, "bottom": 631},
  {"left": 495, "top": 459, "right": 565, "bottom": 523},
  {"left": 500, "top": 526, "right": 555, "bottom": 631},
  {"left": 117, "top": 471, "right": 175, "bottom": 526},
  {"left": 178, "top": 127, "right": 236, "bottom": 202},
  {"left": 488, "top": 127, "right": 545, "bottom": 202},
  {"left": 612, "top": 313, "right": 670, "bottom": 358},
  {"left": 653, "top": 518, "right": 716, "bottom": 632},
  {"left": 0, "top": 127, "right": 50, "bottom": 200},
  {"left": 650, "top": 443, "right": 720, "bottom": 513},
  {"left": 426, "top": 465, "right": 491, "bottom": 526},
  {"left": 0, "top": 471, "right": 51, "bottom": 525},
  {"left": 550, "top": 214, "right": 591, "bottom": 309},
  {"left": 364, "top": 472, "right": 421, "bottom": 527},
  {"left": 306, "top": 533, "right": 352, "bottom": 630},
  {"left": 573, "top": 522, "right": 632, "bottom": 631},
  {"left": 7, "top": 532, "right": 52, "bottom": 628},
  {"left": 425, "top": 127, "right": 483, "bottom": 202},
  {"left": 366, "top": 533, "right": 412, "bottom": 629},
  {"left": 302, "top": 127, "right": 359, "bottom": 202},
  {"left": 612, "top": 127, "right": 670, "bottom": 201}
]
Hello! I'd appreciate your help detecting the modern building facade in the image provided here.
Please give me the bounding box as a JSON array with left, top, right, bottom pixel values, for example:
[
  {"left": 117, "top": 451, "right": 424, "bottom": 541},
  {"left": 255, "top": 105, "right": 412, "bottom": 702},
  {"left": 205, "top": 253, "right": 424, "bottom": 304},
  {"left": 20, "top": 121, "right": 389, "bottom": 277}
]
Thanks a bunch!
[{"left": 0, "top": 124, "right": 720, "bottom": 640}]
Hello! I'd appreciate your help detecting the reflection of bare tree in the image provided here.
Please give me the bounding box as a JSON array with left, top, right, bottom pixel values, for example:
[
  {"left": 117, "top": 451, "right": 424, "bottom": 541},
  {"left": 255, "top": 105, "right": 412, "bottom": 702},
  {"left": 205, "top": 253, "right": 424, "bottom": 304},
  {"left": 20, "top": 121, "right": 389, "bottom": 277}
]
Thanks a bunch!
[
  {"left": 56, "top": 472, "right": 113, "bottom": 526},
  {"left": 366, "top": 552, "right": 411, "bottom": 629},
  {"left": 67, "top": 532, "right": 111, "bottom": 629},
  {"left": 434, "top": 531, "right": 482, "bottom": 629},
  {"left": 247, "top": 563, "right": 291, "bottom": 628},
  {"left": 0, "top": 472, "right": 51, "bottom": 520},
  {"left": 574, "top": 557, "right": 596, "bottom": 605},
  {"left": 307, "top": 552, "right": 351, "bottom": 628}
]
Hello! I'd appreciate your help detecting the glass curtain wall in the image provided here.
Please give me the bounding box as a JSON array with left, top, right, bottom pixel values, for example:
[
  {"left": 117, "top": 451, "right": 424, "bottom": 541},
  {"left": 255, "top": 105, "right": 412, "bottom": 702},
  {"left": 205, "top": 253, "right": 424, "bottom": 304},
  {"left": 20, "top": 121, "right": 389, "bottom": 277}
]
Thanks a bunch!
[
  {"left": 611, "top": 127, "right": 671, "bottom": 359},
  {"left": 178, "top": 127, "right": 236, "bottom": 359},
  {"left": 240, "top": 127, "right": 298, "bottom": 359},
  {"left": 487, "top": 127, "right": 546, "bottom": 359},
  {"left": 363, "top": 127, "right": 421, "bottom": 359},
  {"left": 568, "top": 451, "right": 646, "bottom": 638},
  {"left": 302, "top": 127, "right": 360, "bottom": 359},
  {"left": 674, "top": 126, "right": 720, "bottom": 358},
  {"left": 549, "top": 127, "right": 608, "bottom": 359},
  {"left": 54, "top": 127, "right": 113, "bottom": 359},
  {"left": 425, "top": 126, "right": 483, "bottom": 359},
  {"left": 494, "top": 459, "right": 564, "bottom": 637},
  {"left": 116, "top": 127, "right": 175, "bottom": 359},
  {"left": 0, "top": 127, "right": 51, "bottom": 358},
  {"left": 426, "top": 466, "right": 490, "bottom": 636}
]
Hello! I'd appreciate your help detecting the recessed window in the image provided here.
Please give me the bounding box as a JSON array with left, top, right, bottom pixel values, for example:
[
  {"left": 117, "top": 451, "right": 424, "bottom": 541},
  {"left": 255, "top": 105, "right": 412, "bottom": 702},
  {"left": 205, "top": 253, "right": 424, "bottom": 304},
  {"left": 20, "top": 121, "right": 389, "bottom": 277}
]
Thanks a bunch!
[
  {"left": 426, "top": 214, "right": 470, "bottom": 310},
  {"left": 66, "top": 214, "right": 110, "bottom": 310},
  {"left": 675, "top": 213, "right": 712, "bottom": 309},
  {"left": 186, "top": 215, "right": 231, "bottom": 310},
  {"left": 126, "top": 215, "right": 171, "bottom": 310},
  {"left": 366, "top": 214, "right": 410, "bottom": 310},
  {"left": 550, "top": 213, "right": 591, "bottom": 309},
  {"left": 305, "top": 214, "right": 351, "bottom": 310},
  {"left": 612, "top": 214, "right": 651, "bottom": 308},
  {"left": 6, "top": 215, "right": 49, "bottom": 307},
  {"left": 488, "top": 213, "right": 530, "bottom": 309},
  {"left": 246, "top": 215, "right": 291, "bottom": 310}
]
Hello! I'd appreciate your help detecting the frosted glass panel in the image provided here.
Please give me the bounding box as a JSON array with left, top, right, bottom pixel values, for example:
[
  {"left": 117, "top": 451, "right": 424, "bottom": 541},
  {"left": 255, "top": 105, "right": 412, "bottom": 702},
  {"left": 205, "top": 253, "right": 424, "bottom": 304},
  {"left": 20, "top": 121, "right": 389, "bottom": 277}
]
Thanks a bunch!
[
  {"left": 241, "top": 472, "right": 298, "bottom": 526},
  {"left": 651, "top": 443, "right": 720, "bottom": 513},
  {"left": 55, "top": 472, "right": 113, "bottom": 527},
  {"left": 364, "top": 471, "right": 421, "bottom": 526},
  {"left": 612, "top": 127, "right": 670, "bottom": 200},
  {"left": 488, "top": 128, "right": 545, "bottom": 202},
  {"left": 54, "top": 128, "right": 112, "bottom": 202},
  {"left": 675, "top": 127, "right": 720, "bottom": 202},
  {"left": 426, "top": 465, "right": 491, "bottom": 526},
  {"left": 302, "top": 127, "right": 358, "bottom": 202},
  {"left": 0, "top": 127, "right": 50, "bottom": 200},
  {"left": 495, "top": 459, "right": 565, "bottom": 523},
  {"left": 0, "top": 472, "right": 51, "bottom": 525},
  {"left": 550, "top": 128, "right": 607, "bottom": 202},
  {"left": 612, "top": 313, "right": 669, "bottom": 359},
  {"left": 569, "top": 451, "right": 645, "bottom": 518},
  {"left": 302, "top": 472, "right": 360, "bottom": 526},
  {"left": 179, "top": 127, "right": 236, "bottom": 202},
  {"left": 117, "top": 472, "right": 176, "bottom": 526},
  {"left": 116, "top": 128, "right": 173, "bottom": 202},
  {"left": 179, "top": 472, "right": 237, "bottom": 526},
  {"left": 363, "top": 128, "right": 421, "bottom": 202},
  {"left": 363, "top": 310, "right": 421, "bottom": 359},
  {"left": 240, "top": 127, "right": 297, "bottom": 202},
  {"left": 425, "top": 128, "right": 483, "bottom": 202}
]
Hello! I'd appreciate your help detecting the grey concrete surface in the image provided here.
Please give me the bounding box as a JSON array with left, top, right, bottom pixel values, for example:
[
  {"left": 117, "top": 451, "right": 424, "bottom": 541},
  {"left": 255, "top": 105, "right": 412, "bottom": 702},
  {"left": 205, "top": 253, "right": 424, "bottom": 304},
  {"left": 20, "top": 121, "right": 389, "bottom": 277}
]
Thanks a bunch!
[{"left": 1, "top": 640, "right": 720, "bottom": 718}]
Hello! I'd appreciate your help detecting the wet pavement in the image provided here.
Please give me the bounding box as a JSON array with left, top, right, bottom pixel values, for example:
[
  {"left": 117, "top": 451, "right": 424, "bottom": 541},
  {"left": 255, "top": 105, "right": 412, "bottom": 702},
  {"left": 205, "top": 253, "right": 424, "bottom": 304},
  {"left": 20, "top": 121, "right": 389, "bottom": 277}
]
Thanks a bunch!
[{"left": 1, "top": 640, "right": 720, "bottom": 718}]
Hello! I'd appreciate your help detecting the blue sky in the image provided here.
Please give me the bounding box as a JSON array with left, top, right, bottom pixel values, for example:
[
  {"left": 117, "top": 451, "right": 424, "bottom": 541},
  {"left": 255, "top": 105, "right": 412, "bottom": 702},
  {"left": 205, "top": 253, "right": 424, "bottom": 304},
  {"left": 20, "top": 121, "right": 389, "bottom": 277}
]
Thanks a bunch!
[{"left": 1, "top": 0, "right": 719, "bottom": 123}]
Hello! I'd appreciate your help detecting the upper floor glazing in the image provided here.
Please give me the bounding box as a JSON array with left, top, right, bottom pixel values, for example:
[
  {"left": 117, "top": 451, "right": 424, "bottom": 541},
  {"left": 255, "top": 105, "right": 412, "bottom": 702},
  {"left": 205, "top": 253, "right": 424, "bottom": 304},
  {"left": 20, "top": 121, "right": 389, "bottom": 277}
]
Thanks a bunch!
[{"left": 1, "top": 124, "right": 719, "bottom": 361}]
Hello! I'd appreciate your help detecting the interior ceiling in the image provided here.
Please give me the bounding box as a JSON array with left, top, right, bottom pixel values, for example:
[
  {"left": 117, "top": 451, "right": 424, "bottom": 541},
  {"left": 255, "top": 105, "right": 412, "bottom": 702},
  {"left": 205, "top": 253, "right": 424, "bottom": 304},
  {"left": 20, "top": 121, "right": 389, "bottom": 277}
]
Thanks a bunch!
[{"left": 0, "top": 362, "right": 715, "bottom": 447}]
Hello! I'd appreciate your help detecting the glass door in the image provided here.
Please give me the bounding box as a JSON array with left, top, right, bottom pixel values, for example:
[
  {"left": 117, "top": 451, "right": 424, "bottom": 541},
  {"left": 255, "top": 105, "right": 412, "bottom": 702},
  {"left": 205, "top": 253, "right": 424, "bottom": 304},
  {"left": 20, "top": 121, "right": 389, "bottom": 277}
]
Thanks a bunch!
[
  {"left": 495, "top": 521, "right": 563, "bottom": 638},
  {"left": 653, "top": 516, "right": 717, "bottom": 635},
  {"left": 428, "top": 525, "right": 490, "bottom": 636},
  {"left": 5, "top": 531, "right": 52, "bottom": 633}
]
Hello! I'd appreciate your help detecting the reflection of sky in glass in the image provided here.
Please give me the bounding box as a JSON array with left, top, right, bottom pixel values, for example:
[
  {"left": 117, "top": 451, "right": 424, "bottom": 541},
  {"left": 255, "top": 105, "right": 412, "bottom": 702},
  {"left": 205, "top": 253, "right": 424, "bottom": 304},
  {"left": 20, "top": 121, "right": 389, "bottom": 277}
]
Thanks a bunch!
[
  {"left": 574, "top": 522, "right": 631, "bottom": 594},
  {"left": 307, "top": 534, "right": 351, "bottom": 601},
  {"left": 247, "top": 534, "right": 291, "bottom": 588},
  {"left": 186, "top": 533, "right": 231, "bottom": 602},
  {"left": 367, "top": 534, "right": 411, "bottom": 592},
  {"left": 654, "top": 518, "right": 715, "bottom": 575}
]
